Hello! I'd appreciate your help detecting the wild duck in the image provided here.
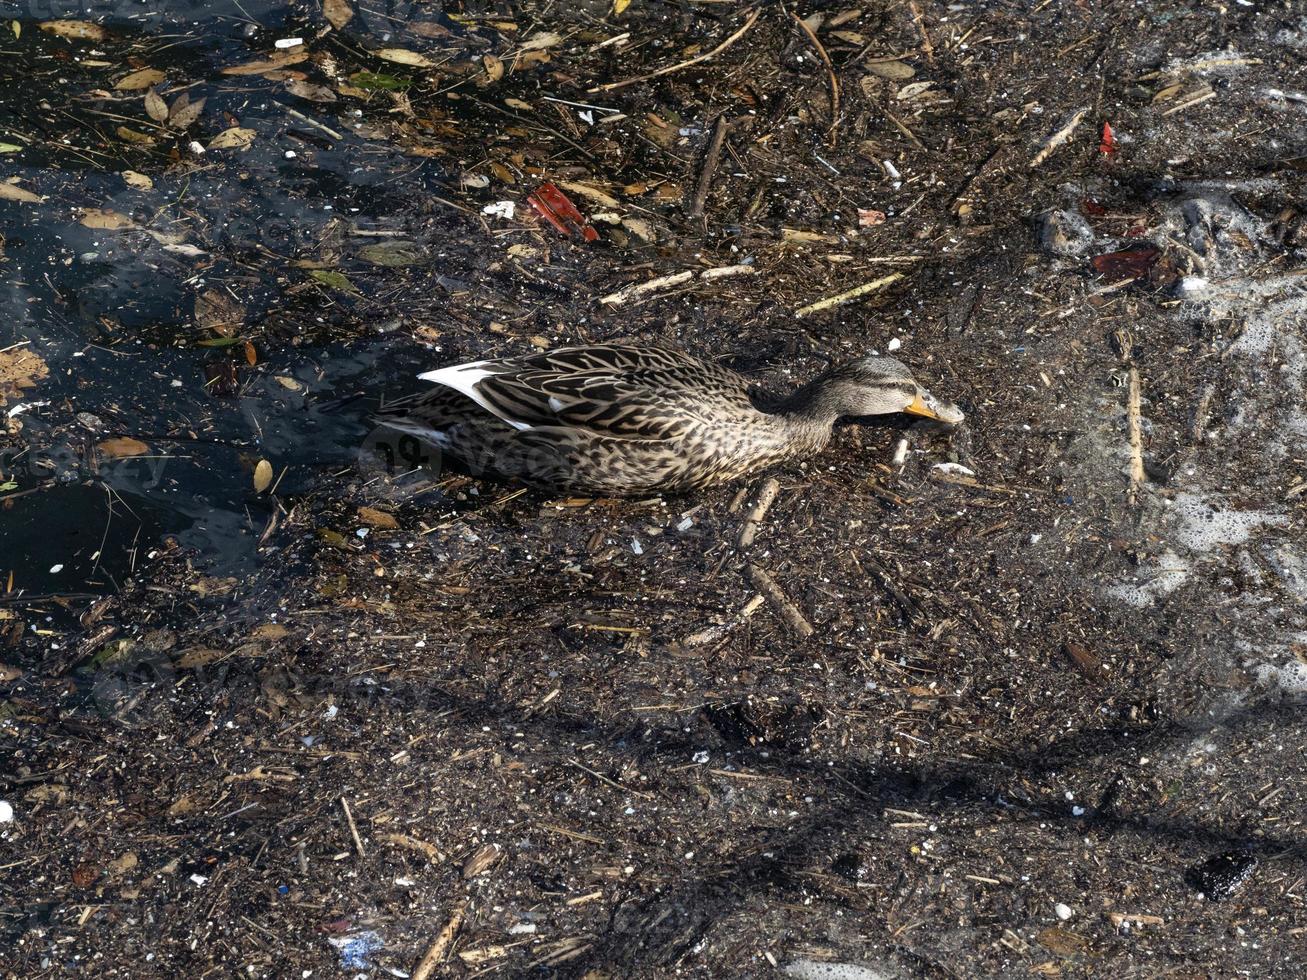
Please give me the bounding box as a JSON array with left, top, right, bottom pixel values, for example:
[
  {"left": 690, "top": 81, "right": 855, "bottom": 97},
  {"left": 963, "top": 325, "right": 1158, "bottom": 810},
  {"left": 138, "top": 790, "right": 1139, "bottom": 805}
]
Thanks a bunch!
[{"left": 375, "top": 344, "right": 963, "bottom": 495}]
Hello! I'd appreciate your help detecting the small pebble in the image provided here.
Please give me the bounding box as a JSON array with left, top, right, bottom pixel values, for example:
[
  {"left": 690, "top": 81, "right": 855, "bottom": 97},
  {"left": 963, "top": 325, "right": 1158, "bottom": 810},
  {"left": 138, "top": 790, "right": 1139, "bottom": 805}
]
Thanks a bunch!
[
  {"left": 0, "top": 800, "right": 13, "bottom": 823},
  {"left": 1054, "top": 902, "right": 1073, "bottom": 920}
]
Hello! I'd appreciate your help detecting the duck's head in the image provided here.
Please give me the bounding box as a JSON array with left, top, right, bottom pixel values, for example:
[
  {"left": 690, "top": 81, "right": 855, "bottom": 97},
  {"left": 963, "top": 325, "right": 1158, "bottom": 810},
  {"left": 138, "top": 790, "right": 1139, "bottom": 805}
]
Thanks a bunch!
[{"left": 821, "top": 355, "right": 965, "bottom": 425}]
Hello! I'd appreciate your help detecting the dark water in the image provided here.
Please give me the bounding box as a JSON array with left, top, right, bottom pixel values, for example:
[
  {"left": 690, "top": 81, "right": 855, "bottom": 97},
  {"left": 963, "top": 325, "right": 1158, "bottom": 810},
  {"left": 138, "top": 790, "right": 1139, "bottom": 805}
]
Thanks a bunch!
[{"left": 0, "top": 0, "right": 471, "bottom": 595}]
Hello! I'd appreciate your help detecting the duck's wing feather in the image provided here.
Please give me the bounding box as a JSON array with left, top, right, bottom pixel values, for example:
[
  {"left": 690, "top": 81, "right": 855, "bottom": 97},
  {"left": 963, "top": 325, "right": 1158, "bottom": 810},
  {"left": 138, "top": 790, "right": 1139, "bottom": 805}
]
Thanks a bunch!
[{"left": 418, "top": 346, "right": 731, "bottom": 442}]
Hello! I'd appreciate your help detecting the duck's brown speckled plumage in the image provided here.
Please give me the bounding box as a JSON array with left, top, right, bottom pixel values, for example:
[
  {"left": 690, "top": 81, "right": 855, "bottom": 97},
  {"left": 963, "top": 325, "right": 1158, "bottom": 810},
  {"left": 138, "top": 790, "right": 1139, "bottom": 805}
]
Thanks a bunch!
[{"left": 375, "top": 344, "right": 962, "bottom": 495}]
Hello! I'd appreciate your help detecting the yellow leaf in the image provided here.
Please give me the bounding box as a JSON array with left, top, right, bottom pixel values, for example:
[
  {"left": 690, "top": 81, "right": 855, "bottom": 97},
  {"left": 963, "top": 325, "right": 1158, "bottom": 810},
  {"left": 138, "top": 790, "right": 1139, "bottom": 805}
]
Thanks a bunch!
[
  {"left": 376, "top": 48, "right": 435, "bottom": 67},
  {"left": 614, "top": 0, "right": 631, "bottom": 13},
  {"left": 10, "top": 21, "right": 18, "bottom": 39},
  {"left": 80, "top": 208, "right": 137, "bottom": 230},
  {"left": 115, "top": 68, "right": 166, "bottom": 91},
  {"left": 253, "top": 460, "right": 274, "bottom": 493},
  {"left": 121, "top": 170, "right": 153, "bottom": 190},
  {"left": 39, "top": 19, "right": 107, "bottom": 42},
  {"left": 98, "top": 437, "right": 150, "bottom": 458},
  {"left": 323, "top": 0, "right": 354, "bottom": 30},
  {"left": 116, "top": 126, "right": 156, "bottom": 146},
  {"left": 208, "top": 127, "right": 257, "bottom": 150},
  {"left": 482, "top": 54, "right": 505, "bottom": 83}
]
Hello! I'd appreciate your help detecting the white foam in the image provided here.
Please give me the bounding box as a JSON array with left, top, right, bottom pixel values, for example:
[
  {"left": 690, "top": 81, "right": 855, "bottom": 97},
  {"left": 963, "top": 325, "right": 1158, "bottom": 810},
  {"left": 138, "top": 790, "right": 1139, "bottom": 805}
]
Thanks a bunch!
[
  {"left": 1170, "top": 492, "right": 1287, "bottom": 552},
  {"left": 1255, "top": 660, "right": 1307, "bottom": 695},
  {"left": 785, "top": 961, "right": 897, "bottom": 980}
]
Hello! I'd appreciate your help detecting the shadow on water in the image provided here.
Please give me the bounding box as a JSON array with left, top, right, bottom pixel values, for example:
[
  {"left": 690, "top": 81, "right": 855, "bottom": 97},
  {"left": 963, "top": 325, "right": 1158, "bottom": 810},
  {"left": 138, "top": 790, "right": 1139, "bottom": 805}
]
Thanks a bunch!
[{"left": 0, "top": 1, "right": 475, "bottom": 594}]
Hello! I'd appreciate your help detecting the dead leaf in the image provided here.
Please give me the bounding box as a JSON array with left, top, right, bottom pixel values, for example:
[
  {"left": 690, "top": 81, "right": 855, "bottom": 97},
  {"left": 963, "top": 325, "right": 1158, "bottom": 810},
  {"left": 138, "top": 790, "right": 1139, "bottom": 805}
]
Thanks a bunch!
[
  {"left": 482, "top": 54, "right": 505, "bottom": 83},
  {"left": 167, "top": 95, "right": 206, "bottom": 130},
  {"left": 285, "top": 80, "right": 337, "bottom": 102},
  {"left": 115, "top": 68, "right": 166, "bottom": 91},
  {"left": 376, "top": 48, "right": 435, "bottom": 67},
  {"left": 858, "top": 208, "right": 887, "bottom": 227},
  {"left": 866, "top": 60, "right": 914, "bottom": 81},
  {"left": 144, "top": 88, "right": 169, "bottom": 123},
  {"left": 80, "top": 208, "right": 137, "bottom": 231},
  {"left": 357, "top": 506, "right": 399, "bottom": 530},
  {"left": 39, "top": 19, "right": 107, "bottom": 42},
  {"left": 116, "top": 126, "right": 156, "bottom": 146},
  {"left": 0, "top": 181, "right": 43, "bottom": 204},
  {"left": 121, "top": 170, "right": 153, "bottom": 190},
  {"left": 253, "top": 459, "right": 274, "bottom": 493},
  {"left": 895, "top": 80, "right": 935, "bottom": 101},
  {"left": 107, "top": 852, "right": 139, "bottom": 876},
  {"left": 221, "top": 50, "right": 310, "bottom": 76},
  {"left": 520, "top": 31, "right": 563, "bottom": 51},
  {"left": 1090, "top": 246, "right": 1159, "bottom": 281},
  {"left": 0, "top": 346, "right": 48, "bottom": 408},
  {"left": 323, "top": 0, "right": 354, "bottom": 30},
  {"left": 98, "top": 437, "right": 150, "bottom": 458},
  {"left": 194, "top": 289, "right": 245, "bottom": 336},
  {"left": 208, "top": 127, "right": 257, "bottom": 150}
]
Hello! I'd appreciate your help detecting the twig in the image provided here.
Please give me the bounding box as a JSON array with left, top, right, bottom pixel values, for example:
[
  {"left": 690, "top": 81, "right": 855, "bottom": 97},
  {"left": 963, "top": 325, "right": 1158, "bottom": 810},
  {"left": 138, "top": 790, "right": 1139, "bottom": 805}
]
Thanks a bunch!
[
  {"left": 340, "top": 796, "right": 366, "bottom": 858},
  {"left": 412, "top": 904, "right": 467, "bottom": 980},
  {"left": 688, "top": 115, "right": 728, "bottom": 219},
  {"left": 792, "top": 13, "right": 840, "bottom": 144},
  {"left": 598, "top": 265, "right": 755, "bottom": 306},
  {"left": 1029, "top": 106, "right": 1088, "bottom": 168},
  {"left": 795, "top": 272, "right": 904, "bottom": 318},
  {"left": 747, "top": 564, "right": 814, "bottom": 638},
  {"left": 1161, "top": 90, "right": 1216, "bottom": 116},
  {"left": 1126, "top": 366, "right": 1145, "bottom": 501},
  {"left": 737, "top": 477, "right": 780, "bottom": 548},
  {"left": 906, "top": 0, "right": 935, "bottom": 65},
  {"left": 281, "top": 104, "right": 343, "bottom": 140},
  {"left": 882, "top": 105, "right": 927, "bottom": 151},
  {"left": 590, "top": 7, "right": 762, "bottom": 93}
]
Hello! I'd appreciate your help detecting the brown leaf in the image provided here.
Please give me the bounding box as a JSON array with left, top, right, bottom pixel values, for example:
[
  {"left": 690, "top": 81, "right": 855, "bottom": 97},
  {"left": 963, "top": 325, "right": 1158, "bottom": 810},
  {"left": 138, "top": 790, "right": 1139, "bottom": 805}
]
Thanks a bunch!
[
  {"left": 220, "top": 50, "right": 310, "bottom": 76},
  {"left": 80, "top": 208, "right": 137, "bottom": 231},
  {"left": 167, "top": 95, "right": 206, "bottom": 130},
  {"left": 194, "top": 289, "right": 244, "bottom": 335},
  {"left": 39, "top": 19, "right": 107, "bottom": 42},
  {"left": 0, "top": 181, "right": 44, "bottom": 204},
  {"left": 71, "top": 863, "right": 99, "bottom": 887},
  {"left": 98, "top": 437, "right": 150, "bottom": 458},
  {"left": 481, "top": 54, "right": 505, "bottom": 84},
  {"left": 121, "top": 170, "right": 154, "bottom": 190},
  {"left": 144, "top": 88, "right": 169, "bottom": 123},
  {"left": 208, "top": 126, "right": 257, "bottom": 150},
  {"left": 1062, "top": 641, "right": 1107, "bottom": 683},
  {"left": 323, "top": 0, "right": 354, "bottom": 30},
  {"left": 357, "top": 506, "right": 399, "bottom": 530},
  {"left": 115, "top": 68, "right": 166, "bottom": 91},
  {"left": 285, "top": 80, "right": 337, "bottom": 102},
  {"left": 0, "top": 346, "right": 50, "bottom": 406},
  {"left": 253, "top": 459, "right": 274, "bottom": 493},
  {"left": 1090, "top": 247, "right": 1159, "bottom": 281}
]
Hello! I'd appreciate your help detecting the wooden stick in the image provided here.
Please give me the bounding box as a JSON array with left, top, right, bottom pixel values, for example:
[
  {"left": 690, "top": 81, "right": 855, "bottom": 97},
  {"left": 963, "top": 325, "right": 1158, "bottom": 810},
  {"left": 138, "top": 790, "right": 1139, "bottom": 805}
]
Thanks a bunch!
[
  {"left": 795, "top": 272, "right": 904, "bottom": 318},
  {"left": 688, "top": 115, "right": 728, "bottom": 219},
  {"left": 792, "top": 13, "right": 840, "bottom": 144},
  {"left": 412, "top": 904, "right": 467, "bottom": 980},
  {"left": 1127, "top": 366, "right": 1145, "bottom": 500},
  {"left": 747, "top": 564, "right": 814, "bottom": 638},
  {"left": 340, "top": 796, "right": 366, "bottom": 858},
  {"left": 737, "top": 477, "right": 780, "bottom": 548},
  {"left": 590, "top": 7, "right": 762, "bottom": 93},
  {"left": 1030, "top": 106, "right": 1088, "bottom": 168}
]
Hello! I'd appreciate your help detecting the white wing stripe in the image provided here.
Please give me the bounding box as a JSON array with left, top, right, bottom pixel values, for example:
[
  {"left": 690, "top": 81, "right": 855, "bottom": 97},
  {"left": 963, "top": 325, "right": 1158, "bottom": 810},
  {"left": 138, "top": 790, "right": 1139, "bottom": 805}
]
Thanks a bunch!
[{"left": 417, "top": 362, "right": 531, "bottom": 431}]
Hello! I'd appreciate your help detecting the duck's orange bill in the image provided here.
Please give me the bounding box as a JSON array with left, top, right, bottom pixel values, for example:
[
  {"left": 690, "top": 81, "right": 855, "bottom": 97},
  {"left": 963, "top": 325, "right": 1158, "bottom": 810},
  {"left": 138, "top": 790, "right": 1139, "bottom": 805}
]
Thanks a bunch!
[{"left": 903, "top": 393, "right": 942, "bottom": 420}]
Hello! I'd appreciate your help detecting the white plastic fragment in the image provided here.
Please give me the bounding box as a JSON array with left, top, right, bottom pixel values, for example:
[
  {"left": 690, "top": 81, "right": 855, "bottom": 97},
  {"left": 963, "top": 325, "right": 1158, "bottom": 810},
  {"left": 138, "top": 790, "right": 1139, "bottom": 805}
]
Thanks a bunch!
[
  {"left": 1055, "top": 902, "right": 1074, "bottom": 920},
  {"left": 482, "top": 200, "right": 516, "bottom": 219},
  {"left": 0, "top": 800, "right": 13, "bottom": 823},
  {"left": 274, "top": 37, "right": 304, "bottom": 48}
]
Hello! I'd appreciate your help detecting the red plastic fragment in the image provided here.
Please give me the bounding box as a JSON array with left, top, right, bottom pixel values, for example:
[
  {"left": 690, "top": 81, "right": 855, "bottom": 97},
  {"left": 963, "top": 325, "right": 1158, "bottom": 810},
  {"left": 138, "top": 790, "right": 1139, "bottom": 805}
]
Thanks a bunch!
[
  {"left": 1090, "top": 246, "right": 1159, "bottom": 280},
  {"left": 526, "top": 182, "right": 599, "bottom": 242},
  {"left": 1081, "top": 197, "right": 1107, "bottom": 216},
  {"left": 1098, "top": 121, "right": 1117, "bottom": 156}
]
